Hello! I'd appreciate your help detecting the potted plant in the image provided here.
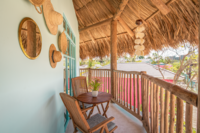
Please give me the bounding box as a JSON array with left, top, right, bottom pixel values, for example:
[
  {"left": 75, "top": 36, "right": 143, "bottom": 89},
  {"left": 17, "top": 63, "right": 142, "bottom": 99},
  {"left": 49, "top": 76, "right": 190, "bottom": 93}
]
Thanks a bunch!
[{"left": 89, "top": 78, "right": 101, "bottom": 97}]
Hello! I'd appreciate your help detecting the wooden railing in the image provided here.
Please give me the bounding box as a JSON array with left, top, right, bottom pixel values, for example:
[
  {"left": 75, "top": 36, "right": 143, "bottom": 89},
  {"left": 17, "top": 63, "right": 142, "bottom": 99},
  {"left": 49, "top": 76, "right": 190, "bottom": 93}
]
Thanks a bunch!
[
  {"left": 79, "top": 68, "right": 198, "bottom": 133},
  {"left": 80, "top": 68, "right": 111, "bottom": 93},
  {"left": 141, "top": 73, "right": 198, "bottom": 133},
  {"left": 112, "top": 70, "right": 144, "bottom": 121}
]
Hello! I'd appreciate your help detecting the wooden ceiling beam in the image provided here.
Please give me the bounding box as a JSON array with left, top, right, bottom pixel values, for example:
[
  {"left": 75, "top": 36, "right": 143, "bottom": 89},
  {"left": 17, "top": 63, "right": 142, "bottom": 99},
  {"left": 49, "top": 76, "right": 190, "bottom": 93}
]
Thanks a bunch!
[
  {"left": 74, "top": 10, "right": 85, "bottom": 26},
  {"left": 75, "top": 0, "right": 93, "bottom": 11},
  {"left": 87, "top": 31, "right": 95, "bottom": 43},
  {"left": 80, "top": 32, "right": 128, "bottom": 44},
  {"left": 145, "top": 0, "right": 176, "bottom": 21},
  {"left": 102, "top": 0, "right": 116, "bottom": 14},
  {"left": 151, "top": 0, "right": 171, "bottom": 15},
  {"left": 113, "top": 0, "right": 129, "bottom": 20},
  {"left": 102, "top": 0, "right": 134, "bottom": 37},
  {"left": 79, "top": 18, "right": 113, "bottom": 33},
  {"left": 118, "top": 17, "right": 134, "bottom": 37}
]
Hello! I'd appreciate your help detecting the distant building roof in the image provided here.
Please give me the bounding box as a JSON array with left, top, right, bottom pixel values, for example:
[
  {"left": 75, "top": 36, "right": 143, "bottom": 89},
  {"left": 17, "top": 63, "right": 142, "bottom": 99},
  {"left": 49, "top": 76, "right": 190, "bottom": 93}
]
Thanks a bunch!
[{"left": 99, "top": 62, "right": 184, "bottom": 79}]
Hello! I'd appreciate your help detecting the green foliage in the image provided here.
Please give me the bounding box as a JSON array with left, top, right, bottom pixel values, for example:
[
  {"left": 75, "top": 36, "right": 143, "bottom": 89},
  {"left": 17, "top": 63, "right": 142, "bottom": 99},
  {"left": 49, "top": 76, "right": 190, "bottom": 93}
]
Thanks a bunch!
[
  {"left": 102, "top": 60, "right": 110, "bottom": 66},
  {"left": 79, "top": 60, "right": 85, "bottom": 66},
  {"left": 88, "top": 59, "right": 93, "bottom": 68},
  {"left": 136, "top": 60, "right": 142, "bottom": 62},
  {"left": 163, "top": 57, "right": 172, "bottom": 64},
  {"left": 89, "top": 78, "right": 101, "bottom": 91},
  {"left": 169, "top": 61, "right": 181, "bottom": 72},
  {"left": 139, "top": 56, "right": 144, "bottom": 59},
  {"left": 132, "top": 57, "right": 135, "bottom": 62}
]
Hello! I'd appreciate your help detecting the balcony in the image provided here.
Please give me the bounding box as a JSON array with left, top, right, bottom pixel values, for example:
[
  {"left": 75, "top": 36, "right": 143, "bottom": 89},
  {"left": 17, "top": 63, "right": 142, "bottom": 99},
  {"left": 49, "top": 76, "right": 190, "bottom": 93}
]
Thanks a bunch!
[
  {"left": 65, "top": 68, "right": 198, "bottom": 133},
  {"left": 66, "top": 102, "right": 146, "bottom": 133}
]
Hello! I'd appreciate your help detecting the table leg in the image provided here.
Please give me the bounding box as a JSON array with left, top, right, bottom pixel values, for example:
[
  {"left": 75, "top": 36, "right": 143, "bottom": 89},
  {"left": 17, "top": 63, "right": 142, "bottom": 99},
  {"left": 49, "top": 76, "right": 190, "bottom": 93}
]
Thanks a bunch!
[
  {"left": 102, "top": 101, "right": 110, "bottom": 118},
  {"left": 87, "top": 104, "right": 96, "bottom": 119}
]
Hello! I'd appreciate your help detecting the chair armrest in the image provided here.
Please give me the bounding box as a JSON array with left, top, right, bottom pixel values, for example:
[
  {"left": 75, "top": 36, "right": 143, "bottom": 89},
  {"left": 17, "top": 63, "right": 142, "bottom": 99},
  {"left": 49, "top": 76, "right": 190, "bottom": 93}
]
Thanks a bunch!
[
  {"left": 81, "top": 106, "right": 94, "bottom": 113},
  {"left": 89, "top": 117, "right": 115, "bottom": 133}
]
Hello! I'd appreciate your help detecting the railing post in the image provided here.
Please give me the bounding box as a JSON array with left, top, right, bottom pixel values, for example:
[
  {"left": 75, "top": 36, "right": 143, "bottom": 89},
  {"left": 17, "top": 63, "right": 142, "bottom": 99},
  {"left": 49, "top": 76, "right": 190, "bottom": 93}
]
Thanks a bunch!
[
  {"left": 141, "top": 71, "right": 149, "bottom": 131},
  {"left": 88, "top": 68, "right": 92, "bottom": 90},
  {"left": 110, "top": 19, "right": 117, "bottom": 98},
  {"left": 197, "top": 3, "right": 200, "bottom": 132}
]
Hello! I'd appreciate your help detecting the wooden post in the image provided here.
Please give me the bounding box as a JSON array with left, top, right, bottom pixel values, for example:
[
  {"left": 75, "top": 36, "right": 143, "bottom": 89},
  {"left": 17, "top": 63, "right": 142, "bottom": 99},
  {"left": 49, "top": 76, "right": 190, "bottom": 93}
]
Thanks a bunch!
[
  {"left": 111, "top": 20, "right": 117, "bottom": 98},
  {"left": 160, "top": 88, "right": 164, "bottom": 133},
  {"left": 186, "top": 103, "right": 193, "bottom": 133},
  {"left": 153, "top": 83, "right": 157, "bottom": 133},
  {"left": 27, "top": 21, "right": 36, "bottom": 57},
  {"left": 197, "top": 3, "right": 200, "bottom": 132},
  {"left": 88, "top": 68, "right": 92, "bottom": 90},
  {"left": 169, "top": 94, "right": 176, "bottom": 133},
  {"left": 176, "top": 98, "right": 184, "bottom": 133},
  {"left": 164, "top": 90, "right": 170, "bottom": 133}
]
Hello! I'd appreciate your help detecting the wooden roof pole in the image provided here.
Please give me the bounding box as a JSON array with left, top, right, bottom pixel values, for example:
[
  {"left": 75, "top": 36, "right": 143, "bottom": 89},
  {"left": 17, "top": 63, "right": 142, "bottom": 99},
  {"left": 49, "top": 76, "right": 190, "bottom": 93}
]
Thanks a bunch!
[
  {"left": 197, "top": 2, "right": 200, "bottom": 133},
  {"left": 75, "top": 10, "right": 95, "bottom": 43},
  {"left": 74, "top": 10, "right": 85, "bottom": 27},
  {"left": 79, "top": 18, "right": 113, "bottom": 33},
  {"left": 102, "top": 0, "right": 134, "bottom": 37},
  {"left": 118, "top": 17, "right": 134, "bottom": 37},
  {"left": 75, "top": 2, "right": 97, "bottom": 44},
  {"left": 145, "top": 0, "right": 176, "bottom": 21},
  {"left": 110, "top": 20, "right": 117, "bottom": 98},
  {"left": 151, "top": 0, "right": 171, "bottom": 15},
  {"left": 102, "top": 0, "right": 116, "bottom": 13},
  {"left": 113, "top": 0, "right": 129, "bottom": 20},
  {"left": 87, "top": 31, "right": 95, "bottom": 43}
]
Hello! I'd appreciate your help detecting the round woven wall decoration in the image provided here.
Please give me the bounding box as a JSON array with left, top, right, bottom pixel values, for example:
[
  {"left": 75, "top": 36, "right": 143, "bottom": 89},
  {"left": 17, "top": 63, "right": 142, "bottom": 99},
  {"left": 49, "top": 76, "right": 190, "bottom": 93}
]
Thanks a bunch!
[{"left": 58, "top": 31, "right": 68, "bottom": 54}]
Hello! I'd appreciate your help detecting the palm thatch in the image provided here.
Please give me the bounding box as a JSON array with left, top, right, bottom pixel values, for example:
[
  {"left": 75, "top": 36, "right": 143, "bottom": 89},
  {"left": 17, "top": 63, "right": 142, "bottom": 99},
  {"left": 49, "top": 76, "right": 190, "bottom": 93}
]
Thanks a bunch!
[{"left": 73, "top": 0, "right": 199, "bottom": 60}]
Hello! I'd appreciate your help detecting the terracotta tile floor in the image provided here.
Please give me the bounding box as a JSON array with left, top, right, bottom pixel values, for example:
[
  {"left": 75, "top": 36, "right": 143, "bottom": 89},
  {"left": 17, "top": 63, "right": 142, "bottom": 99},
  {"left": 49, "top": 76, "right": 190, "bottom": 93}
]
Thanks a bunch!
[{"left": 65, "top": 102, "right": 146, "bottom": 133}]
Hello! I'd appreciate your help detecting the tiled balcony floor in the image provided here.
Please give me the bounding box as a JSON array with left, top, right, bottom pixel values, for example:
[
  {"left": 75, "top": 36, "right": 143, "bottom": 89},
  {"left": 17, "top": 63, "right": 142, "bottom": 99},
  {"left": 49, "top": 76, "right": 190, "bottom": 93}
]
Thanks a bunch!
[{"left": 65, "top": 102, "right": 146, "bottom": 133}]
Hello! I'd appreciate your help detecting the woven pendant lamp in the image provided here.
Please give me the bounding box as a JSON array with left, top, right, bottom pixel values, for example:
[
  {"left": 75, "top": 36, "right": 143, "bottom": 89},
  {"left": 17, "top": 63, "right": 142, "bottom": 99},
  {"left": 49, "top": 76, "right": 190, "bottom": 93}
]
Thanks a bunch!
[
  {"left": 134, "top": 0, "right": 146, "bottom": 56},
  {"left": 29, "top": 0, "right": 45, "bottom": 14}
]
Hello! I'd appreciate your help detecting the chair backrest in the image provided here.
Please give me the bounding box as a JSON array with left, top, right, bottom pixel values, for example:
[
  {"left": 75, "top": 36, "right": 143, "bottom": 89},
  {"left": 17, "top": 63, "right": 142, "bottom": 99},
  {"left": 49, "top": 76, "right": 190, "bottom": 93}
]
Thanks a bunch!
[
  {"left": 72, "top": 76, "right": 88, "bottom": 98},
  {"left": 60, "top": 93, "right": 90, "bottom": 132}
]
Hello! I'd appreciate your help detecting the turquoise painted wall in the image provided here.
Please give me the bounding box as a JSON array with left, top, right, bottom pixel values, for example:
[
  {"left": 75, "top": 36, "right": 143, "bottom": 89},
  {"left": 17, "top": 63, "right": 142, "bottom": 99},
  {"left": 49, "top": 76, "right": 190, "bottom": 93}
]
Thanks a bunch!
[{"left": 0, "top": 0, "right": 79, "bottom": 133}]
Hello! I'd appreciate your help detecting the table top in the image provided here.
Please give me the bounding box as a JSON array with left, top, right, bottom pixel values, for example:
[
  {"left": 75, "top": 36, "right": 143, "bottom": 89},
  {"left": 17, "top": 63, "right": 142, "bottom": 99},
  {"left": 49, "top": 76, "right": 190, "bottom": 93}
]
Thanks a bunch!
[{"left": 77, "top": 92, "right": 112, "bottom": 104}]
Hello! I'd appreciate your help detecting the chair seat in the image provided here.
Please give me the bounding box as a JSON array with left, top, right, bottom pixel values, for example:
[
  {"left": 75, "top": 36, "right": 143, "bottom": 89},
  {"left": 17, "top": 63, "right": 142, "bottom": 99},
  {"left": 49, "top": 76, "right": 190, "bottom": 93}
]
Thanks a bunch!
[
  {"left": 79, "top": 102, "right": 93, "bottom": 109},
  {"left": 87, "top": 114, "right": 116, "bottom": 133}
]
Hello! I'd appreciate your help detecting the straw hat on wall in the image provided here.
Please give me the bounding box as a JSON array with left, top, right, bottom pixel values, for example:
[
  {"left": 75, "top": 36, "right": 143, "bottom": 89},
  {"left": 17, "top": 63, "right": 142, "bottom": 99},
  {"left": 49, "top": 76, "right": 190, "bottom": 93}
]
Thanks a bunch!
[
  {"left": 58, "top": 31, "right": 68, "bottom": 54},
  {"left": 49, "top": 44, "right": 62, "bottom": 68},
  {"left": 29, "top": 0, "right": 45, "bottom": 14},
  {"left": 43, "top": 0, "right": 63, "bottom": 35}
]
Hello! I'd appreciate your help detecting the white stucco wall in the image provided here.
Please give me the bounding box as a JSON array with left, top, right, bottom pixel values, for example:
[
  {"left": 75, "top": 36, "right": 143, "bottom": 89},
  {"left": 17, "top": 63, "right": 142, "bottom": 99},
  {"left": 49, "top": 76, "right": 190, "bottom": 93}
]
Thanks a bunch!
[{"left": 0, "top": 0, "right": 79, "bottom": 133}]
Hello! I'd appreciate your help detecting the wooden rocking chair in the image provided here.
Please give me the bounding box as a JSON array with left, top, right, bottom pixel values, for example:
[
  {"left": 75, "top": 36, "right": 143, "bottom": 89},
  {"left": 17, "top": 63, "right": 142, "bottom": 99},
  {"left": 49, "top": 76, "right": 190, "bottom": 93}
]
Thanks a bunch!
[
  {"left": 72, "top": 76, "right": 102, "bottom": 117},
  {"left": 60, "top": 93, "right": 117, "bottom": 133}
]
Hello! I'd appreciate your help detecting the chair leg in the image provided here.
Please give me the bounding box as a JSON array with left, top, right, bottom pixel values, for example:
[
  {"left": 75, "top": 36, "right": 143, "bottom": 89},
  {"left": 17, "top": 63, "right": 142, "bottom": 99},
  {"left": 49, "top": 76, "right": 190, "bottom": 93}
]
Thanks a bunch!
[
  {"left": 105, "top": 125, "right": 109, "bottom": 133},
  {"left": 87, "top": 104, "right": 95, "bottom": 119},
  {"left": 72, "top": 119, "right": 78, "bottom": 133},
  {"left": 96, "top": 105, "right": 101, "bottom": 114}
]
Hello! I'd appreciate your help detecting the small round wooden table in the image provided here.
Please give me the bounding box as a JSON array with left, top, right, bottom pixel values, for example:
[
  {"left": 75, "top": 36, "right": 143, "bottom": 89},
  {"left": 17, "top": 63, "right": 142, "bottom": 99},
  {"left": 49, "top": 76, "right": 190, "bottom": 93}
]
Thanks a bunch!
[{"left": 77, "top": 91, "right": 112, "bottom": 118}]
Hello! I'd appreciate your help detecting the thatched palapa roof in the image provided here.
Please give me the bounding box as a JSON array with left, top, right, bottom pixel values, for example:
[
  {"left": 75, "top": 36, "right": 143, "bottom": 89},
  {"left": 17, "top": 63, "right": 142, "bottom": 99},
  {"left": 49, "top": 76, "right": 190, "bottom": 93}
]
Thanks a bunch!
[{"left": 73, "top": 0, "right": 199, "bottom": 60}]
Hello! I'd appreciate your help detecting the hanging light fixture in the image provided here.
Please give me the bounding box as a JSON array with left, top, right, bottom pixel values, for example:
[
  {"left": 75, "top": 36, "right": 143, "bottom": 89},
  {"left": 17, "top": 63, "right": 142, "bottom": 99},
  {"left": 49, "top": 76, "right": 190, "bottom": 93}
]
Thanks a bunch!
[
  {"left": 136, "top": 19, "right": 143, "bottom": 26},
  {"left": 134, "top": 0, "right": 145, "bottom": 56}
]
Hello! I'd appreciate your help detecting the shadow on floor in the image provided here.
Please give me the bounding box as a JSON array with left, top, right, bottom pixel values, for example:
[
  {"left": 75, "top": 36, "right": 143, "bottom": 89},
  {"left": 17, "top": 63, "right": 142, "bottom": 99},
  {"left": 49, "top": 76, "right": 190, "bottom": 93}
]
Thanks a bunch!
[{"left": 65, "top": 102, "right": 147, "bottom": 133}]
